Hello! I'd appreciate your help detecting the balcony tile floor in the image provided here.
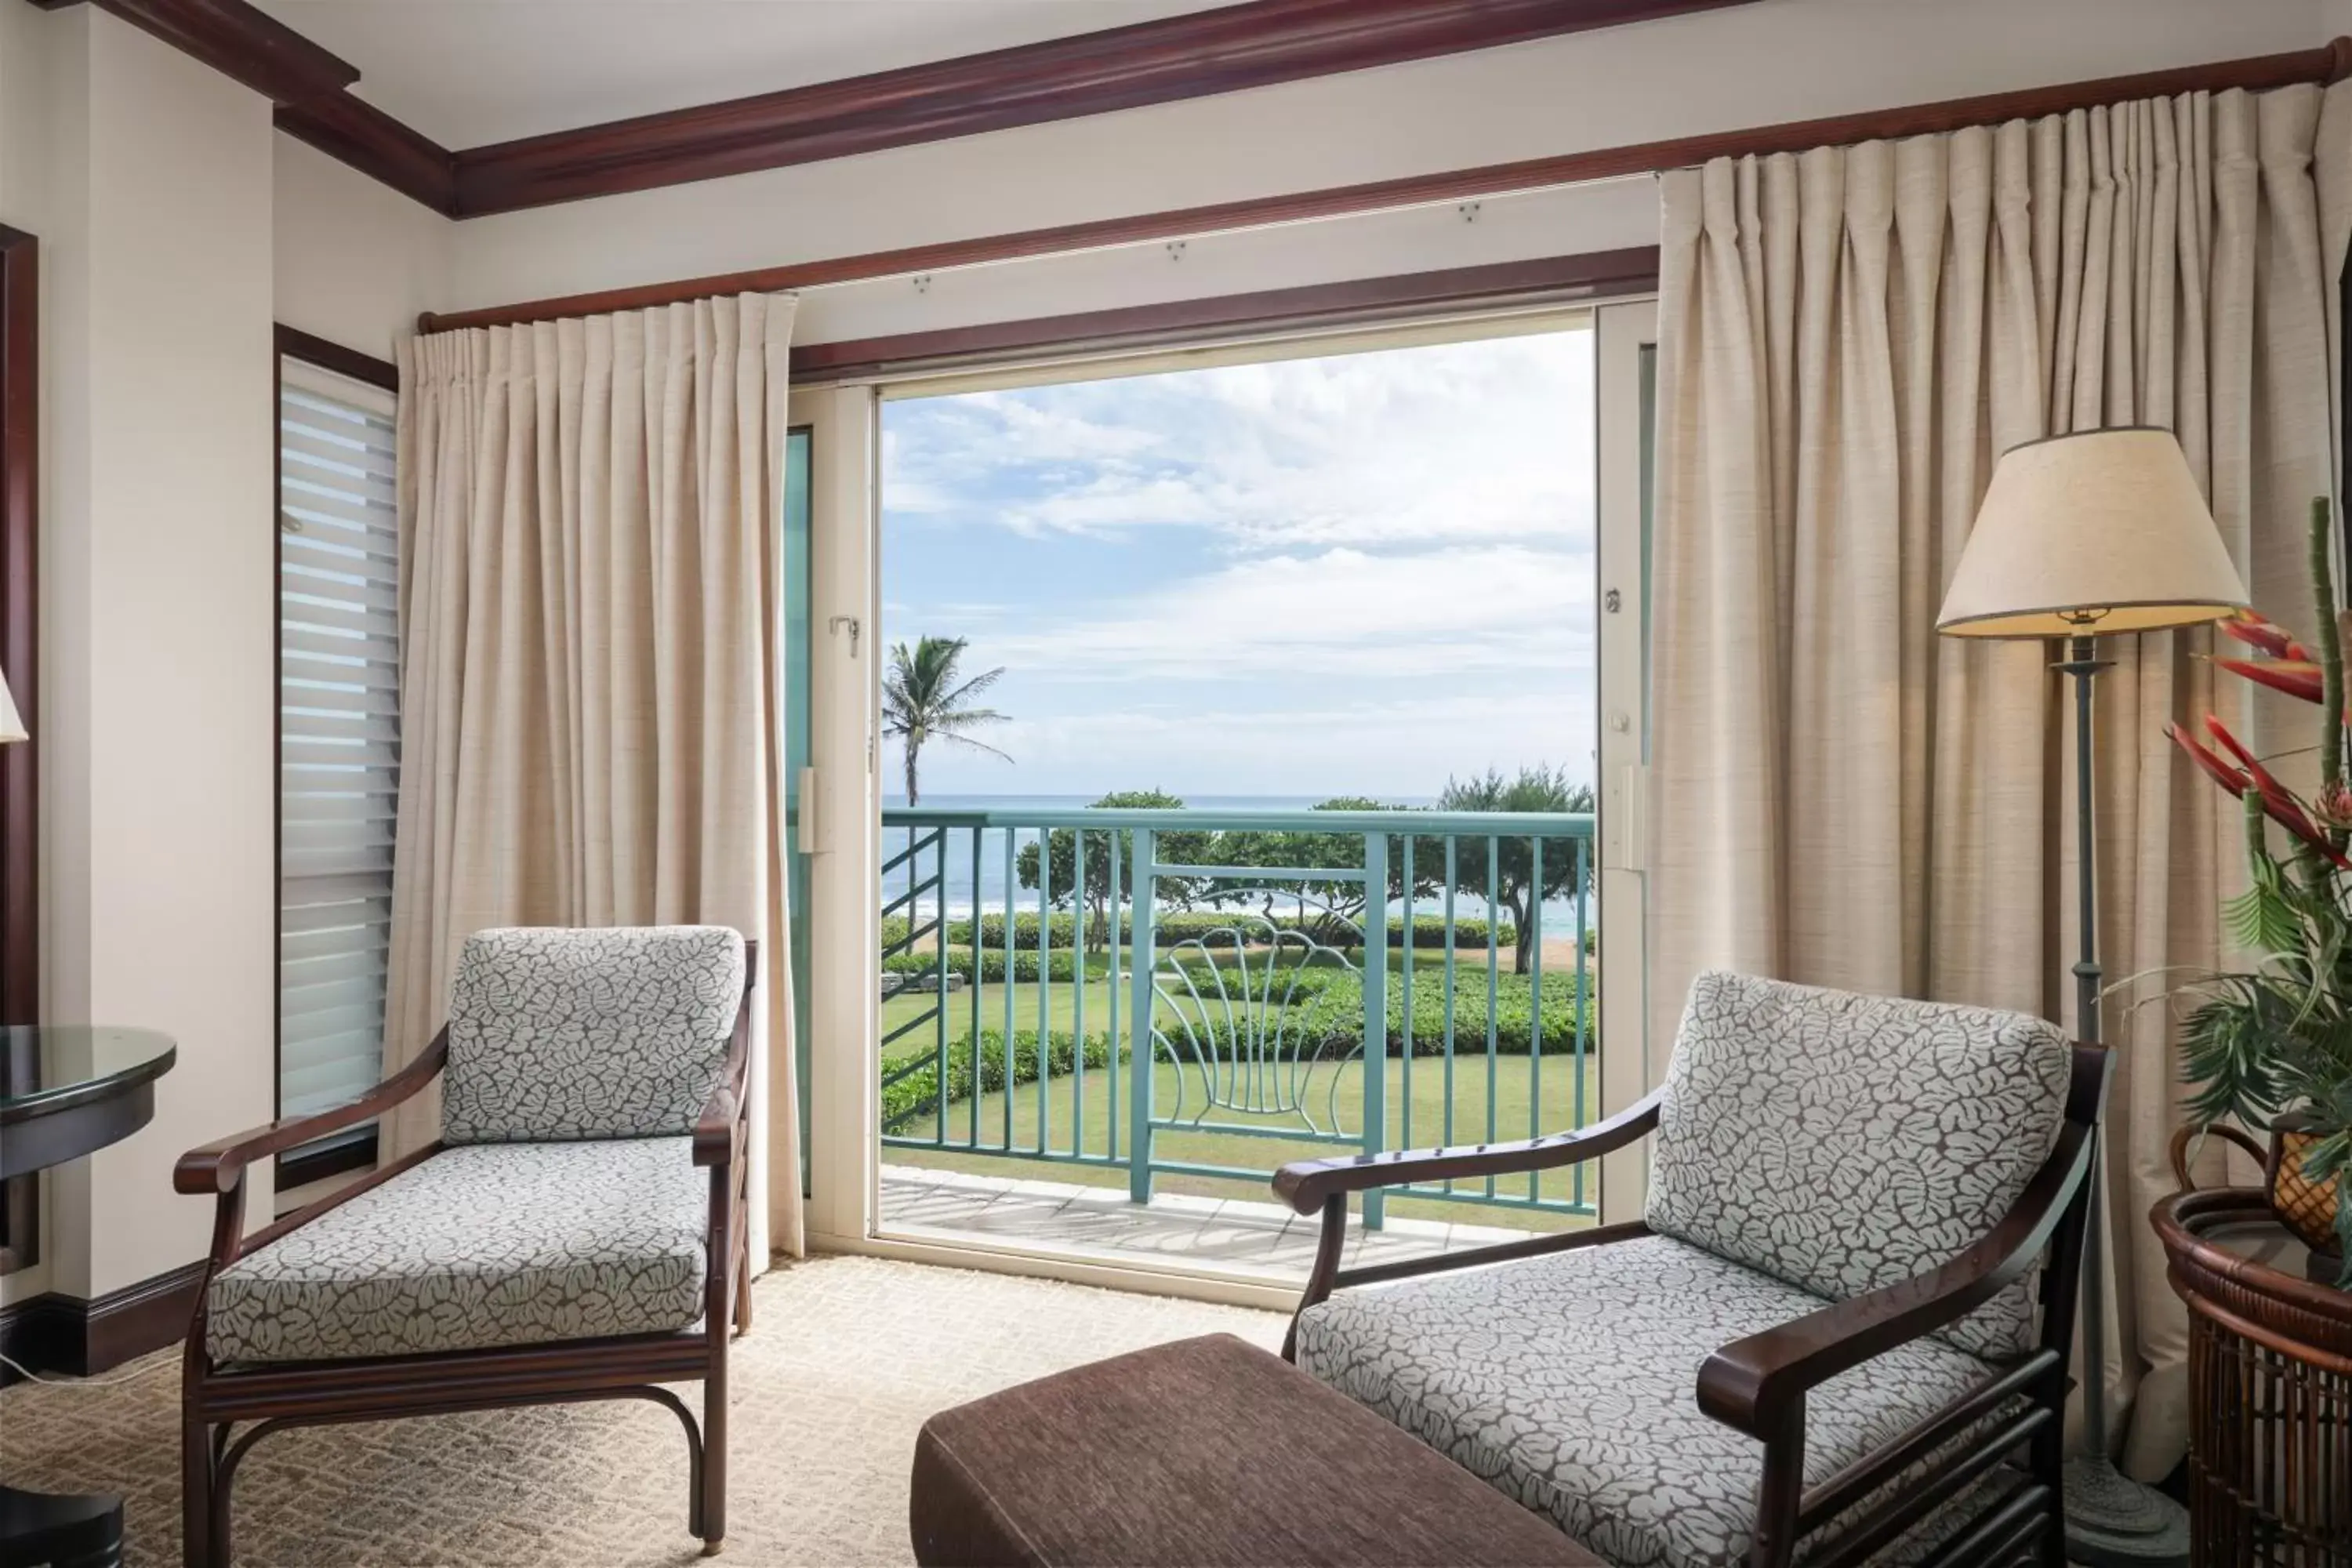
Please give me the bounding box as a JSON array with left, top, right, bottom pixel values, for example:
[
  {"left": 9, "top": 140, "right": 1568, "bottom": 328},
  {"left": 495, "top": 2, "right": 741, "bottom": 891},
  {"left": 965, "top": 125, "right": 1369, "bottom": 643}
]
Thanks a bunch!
[{"left": 879, "top": 1163, "right": 1535, "bottom": 1276}]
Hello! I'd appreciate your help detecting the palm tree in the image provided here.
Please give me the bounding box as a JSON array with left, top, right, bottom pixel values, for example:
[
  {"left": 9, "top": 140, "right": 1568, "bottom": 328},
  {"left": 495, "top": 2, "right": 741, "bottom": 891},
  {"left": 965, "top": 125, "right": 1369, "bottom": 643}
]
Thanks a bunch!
[{"left": 883, "top": 637, "right": 1011, "bottom": 806}]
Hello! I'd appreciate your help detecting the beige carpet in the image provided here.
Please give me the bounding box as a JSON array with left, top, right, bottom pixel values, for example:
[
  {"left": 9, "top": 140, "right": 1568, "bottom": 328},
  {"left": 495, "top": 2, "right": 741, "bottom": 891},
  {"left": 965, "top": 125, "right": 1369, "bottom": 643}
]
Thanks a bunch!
[{"left": 0, "top": 1254, "right": 1283, "bottom": 1567}]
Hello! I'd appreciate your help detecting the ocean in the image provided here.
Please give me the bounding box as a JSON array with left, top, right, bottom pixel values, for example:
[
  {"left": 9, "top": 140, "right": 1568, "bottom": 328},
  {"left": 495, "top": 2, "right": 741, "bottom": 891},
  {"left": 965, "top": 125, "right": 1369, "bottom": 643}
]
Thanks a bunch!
[{"left": 875, "top": 793, "right": 1592, "bottom": 935}]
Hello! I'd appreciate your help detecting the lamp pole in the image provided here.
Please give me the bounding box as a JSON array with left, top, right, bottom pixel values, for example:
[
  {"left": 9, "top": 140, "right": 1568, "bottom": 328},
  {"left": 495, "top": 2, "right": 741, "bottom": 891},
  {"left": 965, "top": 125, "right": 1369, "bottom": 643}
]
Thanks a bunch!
[
  {"left": 1937, "top": 427, "right": 2240, "bottom": 1568},
  {"left": 2055, "top": 628, "right": 2187, "bottom": 1567}
]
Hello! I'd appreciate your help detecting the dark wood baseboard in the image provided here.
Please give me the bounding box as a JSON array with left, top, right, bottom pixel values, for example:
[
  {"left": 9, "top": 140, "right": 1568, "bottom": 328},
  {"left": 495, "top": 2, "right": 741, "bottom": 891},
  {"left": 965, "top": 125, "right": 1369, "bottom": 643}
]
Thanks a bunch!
[{"left": 0, "top": 1258, "right": 203, "bottom": 1385}]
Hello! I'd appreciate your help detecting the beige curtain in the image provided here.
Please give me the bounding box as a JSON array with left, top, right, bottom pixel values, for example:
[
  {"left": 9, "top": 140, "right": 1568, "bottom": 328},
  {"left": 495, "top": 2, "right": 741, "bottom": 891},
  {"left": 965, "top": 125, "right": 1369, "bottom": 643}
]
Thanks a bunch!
[
  {"left": 1648, "top": 82, "right": 2349, "bottom": 1476},
  {"left": 386, "top": 293, "right": 804, "bottom": 1263}
]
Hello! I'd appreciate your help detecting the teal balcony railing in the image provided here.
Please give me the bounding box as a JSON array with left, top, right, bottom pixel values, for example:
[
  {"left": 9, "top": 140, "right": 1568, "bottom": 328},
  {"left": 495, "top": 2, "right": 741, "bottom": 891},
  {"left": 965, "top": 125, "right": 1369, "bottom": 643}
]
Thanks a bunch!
[{"left": 878, "top": 807, "right": 1598, "bottom": 1227}]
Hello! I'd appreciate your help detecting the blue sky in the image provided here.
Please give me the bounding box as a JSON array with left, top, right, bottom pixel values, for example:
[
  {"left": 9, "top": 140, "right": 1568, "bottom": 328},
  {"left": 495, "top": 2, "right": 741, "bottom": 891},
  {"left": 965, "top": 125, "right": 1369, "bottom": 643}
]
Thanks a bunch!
[{"left": 880, "top": 325, "right": 1596, "bottom": 800}]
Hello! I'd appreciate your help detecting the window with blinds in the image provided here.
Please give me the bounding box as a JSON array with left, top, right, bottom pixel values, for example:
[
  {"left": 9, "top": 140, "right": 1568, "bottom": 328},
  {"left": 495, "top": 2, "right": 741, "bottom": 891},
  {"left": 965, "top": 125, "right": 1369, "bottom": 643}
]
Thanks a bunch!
[{"left": 278, "top": 357, "right": 400, "bottom": 1144}]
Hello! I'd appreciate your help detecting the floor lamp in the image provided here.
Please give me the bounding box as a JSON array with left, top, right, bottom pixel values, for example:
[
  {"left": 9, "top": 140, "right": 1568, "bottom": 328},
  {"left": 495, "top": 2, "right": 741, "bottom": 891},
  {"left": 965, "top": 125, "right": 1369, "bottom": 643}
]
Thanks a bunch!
[{"left": 1936, "top": 427, "right": 2249, "bottom": 1567}]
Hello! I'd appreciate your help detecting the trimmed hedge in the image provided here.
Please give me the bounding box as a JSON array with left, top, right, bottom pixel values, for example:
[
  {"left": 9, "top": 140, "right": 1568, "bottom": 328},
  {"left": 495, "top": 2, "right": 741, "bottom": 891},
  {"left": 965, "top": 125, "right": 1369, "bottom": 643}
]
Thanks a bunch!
[
  {"left": 925, "top": 911, "right": 1519, "bottom": 953},
  {"left": 881, "top": 1029, "right": 1148, "bottom": 1133},
  {"left": 883, "top": 948, "right": 1083, "bottom": 984},
  {"left": 1299, "top": 971, "right": 1595, "bottom": 1059},
  {"left": 880, "top": 975, "right": 1595, "bottom": 1126}
]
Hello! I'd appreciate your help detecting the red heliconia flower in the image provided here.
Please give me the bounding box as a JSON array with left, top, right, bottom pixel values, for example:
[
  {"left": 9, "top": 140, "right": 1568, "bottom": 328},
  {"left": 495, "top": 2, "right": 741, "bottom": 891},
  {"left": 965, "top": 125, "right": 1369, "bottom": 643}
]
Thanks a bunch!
[
  {"left": 2203, "top": 715, "right": 2352, "bottom": 867},
  {"left": 2314, "top": 779, "right": 2352, "bottom": 834},
  {"left": 2214, "top": 657, "right": 2325, "bottom": 705},
  {"left": 2220, "top": 611, "right": 2317, "bottom": 664},
  {"left": 2169, "top": 721, "right": 2248, "bottom": 799}
]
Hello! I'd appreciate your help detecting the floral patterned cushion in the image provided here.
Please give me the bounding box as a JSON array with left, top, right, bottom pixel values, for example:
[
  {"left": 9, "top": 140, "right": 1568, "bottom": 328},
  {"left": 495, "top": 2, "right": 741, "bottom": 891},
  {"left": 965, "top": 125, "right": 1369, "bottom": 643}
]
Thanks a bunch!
[
  {"left": 1293, "top": 1236, "right": 2009, "bottom": 1568},
  {"left": 1646, "top": 970, "right": 2070, "bottom": 1359},
  {"left": 205, "top": 1139, "right": 706, "bottom": 1364},
  {"left": 441, "top": 926, "right": 745, "bottom": 1145}
]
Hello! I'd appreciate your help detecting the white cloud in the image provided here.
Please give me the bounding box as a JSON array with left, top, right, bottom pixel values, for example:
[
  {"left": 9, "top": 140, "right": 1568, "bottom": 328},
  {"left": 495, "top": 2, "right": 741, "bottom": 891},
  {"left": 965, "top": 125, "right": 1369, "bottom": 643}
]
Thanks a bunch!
[
  {"left": 881, "top": 328, "right": 1602, "bottom": 798},
  {"left": 885, "top": 328, "right": 1595, "bottom": 550},
  {"left": 977, "top": 543, "right": 1594, "bottom": 682}
]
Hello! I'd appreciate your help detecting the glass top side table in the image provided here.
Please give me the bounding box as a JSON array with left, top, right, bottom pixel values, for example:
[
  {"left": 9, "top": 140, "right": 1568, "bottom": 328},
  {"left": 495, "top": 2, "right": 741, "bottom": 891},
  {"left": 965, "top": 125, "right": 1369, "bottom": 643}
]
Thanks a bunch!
[
  {"left": 1, "top": 1025, "right": 177, "bottom": 1181},
  {"left": 1, "top": 1022, "right": 177, "bottom": 1568}
]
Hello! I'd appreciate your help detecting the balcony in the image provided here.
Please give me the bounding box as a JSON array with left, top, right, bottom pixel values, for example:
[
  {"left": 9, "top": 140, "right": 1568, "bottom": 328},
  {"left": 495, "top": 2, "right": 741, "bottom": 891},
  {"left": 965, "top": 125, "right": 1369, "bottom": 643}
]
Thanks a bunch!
[{"left": 875, "top": 804, "right": 1599, "bottom": 1279}]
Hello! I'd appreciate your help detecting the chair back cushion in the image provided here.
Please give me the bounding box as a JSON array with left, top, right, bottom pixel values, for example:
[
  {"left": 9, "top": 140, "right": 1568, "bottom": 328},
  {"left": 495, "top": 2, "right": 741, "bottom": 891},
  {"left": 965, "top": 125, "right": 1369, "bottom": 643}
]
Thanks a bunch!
[
  {"left": 1645, "top": 970, "right": 2071, "bottom": 1359},
  {"left": 441, "top": 926, "right": 746, "bottom": 1144}
]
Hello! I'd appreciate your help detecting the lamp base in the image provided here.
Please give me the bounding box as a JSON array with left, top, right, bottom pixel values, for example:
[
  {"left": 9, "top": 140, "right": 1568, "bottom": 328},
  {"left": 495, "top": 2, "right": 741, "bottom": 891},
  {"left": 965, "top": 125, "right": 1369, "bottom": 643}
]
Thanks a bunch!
[{"left": 2063, "top": 1455, "right": 2189, "bottom": 1567}]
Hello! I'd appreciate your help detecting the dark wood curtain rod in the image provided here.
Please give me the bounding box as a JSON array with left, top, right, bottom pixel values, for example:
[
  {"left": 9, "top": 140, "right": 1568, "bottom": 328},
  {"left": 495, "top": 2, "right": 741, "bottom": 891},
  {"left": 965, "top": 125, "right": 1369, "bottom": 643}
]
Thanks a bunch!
[{"left": 419, "top": 37, "right": 2351, "bottom": 337}]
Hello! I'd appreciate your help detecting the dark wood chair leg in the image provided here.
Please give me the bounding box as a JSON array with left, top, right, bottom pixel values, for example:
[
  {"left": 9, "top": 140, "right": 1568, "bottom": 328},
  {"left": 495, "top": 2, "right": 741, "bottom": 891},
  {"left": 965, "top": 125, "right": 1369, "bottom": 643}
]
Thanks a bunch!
[
  {"left": 1746, "top": 1397, "right": 1806, "bottom": 1568},
  {"left": 700, "top": 1334, "right": 727, "bottom": 1555},
  {"left": 2028, "top": 1369, "right": 2068, "bottom": 1568},
  {"left": 208, "top": 1465, "right": 232, "bottom": 1568},
  {"left": 180, "top": 1415, "right": 212, "bottom": 1568},
  {"left": 733, "top": 1254, "right": 753, "bottom": 1338}
]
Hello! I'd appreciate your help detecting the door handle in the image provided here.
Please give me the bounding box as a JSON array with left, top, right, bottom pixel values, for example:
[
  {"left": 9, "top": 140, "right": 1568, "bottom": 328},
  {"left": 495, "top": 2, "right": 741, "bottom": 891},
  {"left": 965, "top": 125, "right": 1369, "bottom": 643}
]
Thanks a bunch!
[{"left": 798, "top": 767, "right": 825, "bottom": 854}]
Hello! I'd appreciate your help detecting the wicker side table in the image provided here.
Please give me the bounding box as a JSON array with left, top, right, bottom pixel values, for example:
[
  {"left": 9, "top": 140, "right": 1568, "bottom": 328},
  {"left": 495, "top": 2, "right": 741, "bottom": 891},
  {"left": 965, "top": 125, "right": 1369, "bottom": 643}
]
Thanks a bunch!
[{"left": 2154, "top": 1188, "right": 2351, "bottom": 1566}]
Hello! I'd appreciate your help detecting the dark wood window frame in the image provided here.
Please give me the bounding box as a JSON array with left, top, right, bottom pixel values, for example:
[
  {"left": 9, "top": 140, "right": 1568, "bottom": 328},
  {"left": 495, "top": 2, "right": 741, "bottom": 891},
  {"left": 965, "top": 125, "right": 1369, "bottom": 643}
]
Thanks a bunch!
[
  {"left": 2, "top": 225, "right": 38, "bottom": 1276},
  {"left": 272, "top": 325, "right": 398, "bottom": 1196}
]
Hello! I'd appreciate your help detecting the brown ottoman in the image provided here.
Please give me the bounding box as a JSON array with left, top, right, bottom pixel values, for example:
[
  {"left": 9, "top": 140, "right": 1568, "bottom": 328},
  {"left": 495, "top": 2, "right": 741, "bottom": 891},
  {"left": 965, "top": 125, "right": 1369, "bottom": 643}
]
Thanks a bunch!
[{"left": 909, "top": 1332, "right": 1600, "bottom": 1567}]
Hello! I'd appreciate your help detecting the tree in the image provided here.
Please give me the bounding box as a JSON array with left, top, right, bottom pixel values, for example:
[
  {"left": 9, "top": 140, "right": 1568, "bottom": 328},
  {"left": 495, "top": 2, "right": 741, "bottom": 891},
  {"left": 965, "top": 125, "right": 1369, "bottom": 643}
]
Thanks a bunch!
[
  {"left": 883, "top": 636, "right": 1010, "bottom": 806},
  {"left": 1016, "top": 790, "right": 1214, "bottom": 950},
  {"left": 1203, "top": 797, "right": 1433, "bottom": 946},
  {"left": 1438, "top": 765, "right": 1595, "bottom": 974}
]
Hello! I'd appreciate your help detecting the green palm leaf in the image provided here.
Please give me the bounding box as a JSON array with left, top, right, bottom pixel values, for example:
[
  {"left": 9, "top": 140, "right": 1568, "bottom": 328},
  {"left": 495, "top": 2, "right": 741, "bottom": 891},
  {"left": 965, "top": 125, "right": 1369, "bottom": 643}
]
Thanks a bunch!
[{"left": 883, "top": 635, "right": 1013, "bottom": 805}]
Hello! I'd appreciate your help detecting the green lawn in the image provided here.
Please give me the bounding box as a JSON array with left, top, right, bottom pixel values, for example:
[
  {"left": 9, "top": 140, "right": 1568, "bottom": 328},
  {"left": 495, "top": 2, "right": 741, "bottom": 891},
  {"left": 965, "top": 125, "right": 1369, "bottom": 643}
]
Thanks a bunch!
[
  {"left": 883, "top": 1047, "right": 1601, "bottom": 1233},
  {"left": 880, "top": 945, "right": 1556, "bottom": 1049},
  {"left": 884, "top": 969, "right": 1118, "bottom": 1047}
]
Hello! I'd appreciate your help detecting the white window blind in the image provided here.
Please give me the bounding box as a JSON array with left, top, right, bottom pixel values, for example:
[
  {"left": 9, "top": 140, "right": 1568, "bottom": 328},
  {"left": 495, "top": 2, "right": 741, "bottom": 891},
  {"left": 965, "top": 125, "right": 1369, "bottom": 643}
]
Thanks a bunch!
[{"left": 278, "top": 358, "right": 400, "bottom": 1127}]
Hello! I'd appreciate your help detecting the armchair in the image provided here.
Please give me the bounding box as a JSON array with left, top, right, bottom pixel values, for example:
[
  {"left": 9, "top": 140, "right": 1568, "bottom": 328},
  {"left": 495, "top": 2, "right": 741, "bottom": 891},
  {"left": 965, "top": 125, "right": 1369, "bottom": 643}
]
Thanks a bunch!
[
  {"left": 175, "top": 927, "right": 757, "bottom": 1568},
  {"left": 1275, "top": 970, "right": 2107, "bottom": 1568}
]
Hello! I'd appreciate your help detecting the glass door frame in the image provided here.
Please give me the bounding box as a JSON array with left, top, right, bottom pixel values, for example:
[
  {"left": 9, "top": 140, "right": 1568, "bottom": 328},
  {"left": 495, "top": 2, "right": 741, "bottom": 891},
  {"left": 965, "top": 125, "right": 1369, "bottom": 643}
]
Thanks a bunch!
[
  {"left": 1594, "top": 297, "right": 1657, "bottom": 1225},
  {"left": 788, "top": 383, "right": 883, "bottom": 1248}
]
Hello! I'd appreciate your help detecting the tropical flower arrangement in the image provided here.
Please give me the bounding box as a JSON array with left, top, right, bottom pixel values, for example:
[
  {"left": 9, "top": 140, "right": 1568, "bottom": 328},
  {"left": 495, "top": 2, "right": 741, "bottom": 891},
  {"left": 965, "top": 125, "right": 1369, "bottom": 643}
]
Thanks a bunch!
[{"left": 2167, "top": 496, "right": 2351, "bottom": 1282}]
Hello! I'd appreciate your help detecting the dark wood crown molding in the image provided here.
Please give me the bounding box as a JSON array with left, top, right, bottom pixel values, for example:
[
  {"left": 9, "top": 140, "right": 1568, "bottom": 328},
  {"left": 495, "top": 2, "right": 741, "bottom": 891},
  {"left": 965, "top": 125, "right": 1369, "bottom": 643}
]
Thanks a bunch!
[
  {"left": 88, "top": 0, "right": 358, "bottom": 105},
  {"left": 24, "top": 0, "right": 2349, "bottom": 240},
  {"left": 23, "top": 0, "right": 460, "bottom": 210},
  {"left": 420, "top": 37, "right": 2352, "bottom": 336},
  {"left": 447, "top": 0, "right": 1759, "bottom": 217},
  {"left": 276, "top": 93, "right": 457, "bottom": 215},
  {"left": 789, "top": 248, "right": 1661, "bottom": 383},
  {"left": 16, "top": 0, "right": 1755, "bottom": 219}
]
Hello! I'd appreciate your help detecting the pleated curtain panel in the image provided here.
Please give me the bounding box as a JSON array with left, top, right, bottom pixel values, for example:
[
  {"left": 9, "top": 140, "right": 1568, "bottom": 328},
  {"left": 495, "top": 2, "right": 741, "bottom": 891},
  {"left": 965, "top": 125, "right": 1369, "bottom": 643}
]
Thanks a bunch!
[
  {"left": 1648, "top": 81, "right": 2349, "bottom": 1476},
  {"left": 384, "top": 293, "right": 803, "bottom": 1263}
]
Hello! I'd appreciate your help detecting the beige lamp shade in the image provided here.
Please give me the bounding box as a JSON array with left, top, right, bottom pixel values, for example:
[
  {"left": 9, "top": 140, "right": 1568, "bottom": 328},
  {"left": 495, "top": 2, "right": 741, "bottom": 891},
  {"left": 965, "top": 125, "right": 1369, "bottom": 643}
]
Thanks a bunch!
[
  {"left": 0, "top": 666, "right": 22, "bottom": 744},
  {"left": 1936, "top": 427, "right": 2248, "bottom": 637}
]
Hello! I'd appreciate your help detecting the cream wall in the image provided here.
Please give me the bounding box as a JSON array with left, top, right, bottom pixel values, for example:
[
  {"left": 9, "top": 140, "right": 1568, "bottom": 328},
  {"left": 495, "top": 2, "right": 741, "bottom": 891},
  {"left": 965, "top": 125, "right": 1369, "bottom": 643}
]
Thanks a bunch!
[
  {"left": 1, "top": 4, "right": 278, "bottom": 1302},
  {"left": 444, "top": 0, "right": 2334, "bottom": 343},
  {"left": 0, "top": 0, "right": 70, "bottom": 1311},
  {"left": 274, "top": 133, "right": 452, "bottom": 365}
]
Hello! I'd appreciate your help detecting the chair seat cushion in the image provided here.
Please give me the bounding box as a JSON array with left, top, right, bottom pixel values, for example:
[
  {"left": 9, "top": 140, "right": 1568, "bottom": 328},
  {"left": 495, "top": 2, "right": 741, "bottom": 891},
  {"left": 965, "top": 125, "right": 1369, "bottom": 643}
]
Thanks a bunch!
[
  {"left": 206, "top": 1138, "right": 707, "bottom": 1364},
  {"left": 1293, "top": 1235, "right": 2002, "bottom": 1568}
]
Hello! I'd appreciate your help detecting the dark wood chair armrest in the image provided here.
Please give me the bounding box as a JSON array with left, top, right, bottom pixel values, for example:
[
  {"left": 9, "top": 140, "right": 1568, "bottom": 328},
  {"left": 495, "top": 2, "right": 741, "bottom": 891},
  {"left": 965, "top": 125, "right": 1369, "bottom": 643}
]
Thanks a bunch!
[
  {"left": 1273, "top": 1090, "right": 1661, "bottom": 1214},
  {"left": 1695, "top": 1116, "right": 2096, "bottom": 1439},
  {"left": 691, "top": 1083, "right": 741, "bottom": 1167},
  {"left": 174, "top": 1030, "right": 448, "bottom": 1196},
  {"left": 694, "top": 943, "right": 757, "bottom": 1169}
]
